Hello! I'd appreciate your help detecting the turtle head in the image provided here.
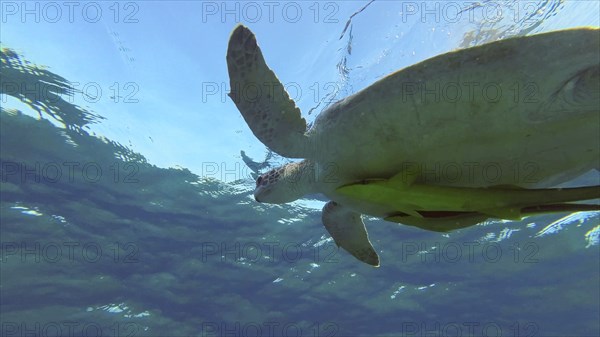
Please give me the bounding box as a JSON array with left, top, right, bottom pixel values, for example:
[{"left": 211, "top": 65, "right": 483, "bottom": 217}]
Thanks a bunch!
[{"left": 254, "top": 161, "right": 315, "bottom": 204}]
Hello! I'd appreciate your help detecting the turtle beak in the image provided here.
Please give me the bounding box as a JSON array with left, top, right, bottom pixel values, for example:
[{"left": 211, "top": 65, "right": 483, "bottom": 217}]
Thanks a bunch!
[{"left": 254, "top": 193, "right": 261, "bottom": 202}]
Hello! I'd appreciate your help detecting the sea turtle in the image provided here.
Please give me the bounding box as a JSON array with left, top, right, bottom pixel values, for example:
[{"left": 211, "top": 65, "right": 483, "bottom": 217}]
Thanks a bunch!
[{"left": 226, "top": 25, "right": 600, "bottom": 266}]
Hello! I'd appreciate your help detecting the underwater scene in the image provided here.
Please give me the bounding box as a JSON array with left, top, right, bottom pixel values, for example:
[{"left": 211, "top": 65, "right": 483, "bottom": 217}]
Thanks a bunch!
[{"left": 1, "top": 1, "right": 599, "bottom": 336}]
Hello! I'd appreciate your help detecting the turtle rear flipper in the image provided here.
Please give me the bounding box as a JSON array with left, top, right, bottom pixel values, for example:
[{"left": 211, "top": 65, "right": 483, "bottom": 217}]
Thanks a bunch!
[{"left": 227, "top": 25, "right": 309, "bottom": 158}]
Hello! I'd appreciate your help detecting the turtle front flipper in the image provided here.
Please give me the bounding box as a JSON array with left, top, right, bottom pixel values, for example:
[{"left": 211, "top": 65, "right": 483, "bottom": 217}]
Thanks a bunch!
[
  {"left": 322, "top": 201, "right": 380, "bottom": 267},
  {"left": 227, "top": 25, "right": 310, "bottom": 158}
]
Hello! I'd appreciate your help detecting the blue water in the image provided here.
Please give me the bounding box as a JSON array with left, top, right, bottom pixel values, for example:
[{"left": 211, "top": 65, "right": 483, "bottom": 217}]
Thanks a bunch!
[{"left": 1, "top": 1, "right": 599, "bottom": 336}]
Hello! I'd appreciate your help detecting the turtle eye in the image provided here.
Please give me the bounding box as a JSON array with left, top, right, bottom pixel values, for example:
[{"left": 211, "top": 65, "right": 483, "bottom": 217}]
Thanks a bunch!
[{"left": 256, "top": 176, "right": 263, "bottom": 187}]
